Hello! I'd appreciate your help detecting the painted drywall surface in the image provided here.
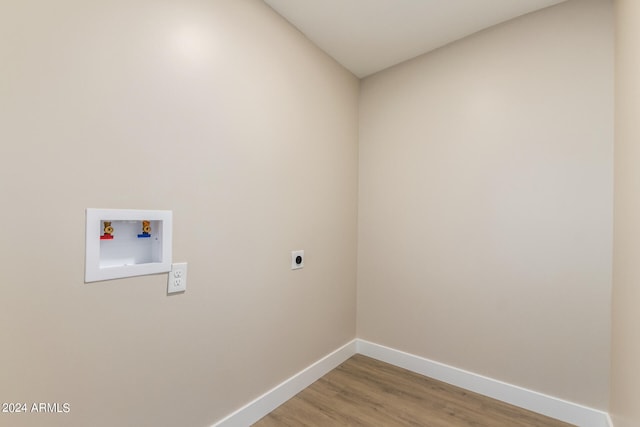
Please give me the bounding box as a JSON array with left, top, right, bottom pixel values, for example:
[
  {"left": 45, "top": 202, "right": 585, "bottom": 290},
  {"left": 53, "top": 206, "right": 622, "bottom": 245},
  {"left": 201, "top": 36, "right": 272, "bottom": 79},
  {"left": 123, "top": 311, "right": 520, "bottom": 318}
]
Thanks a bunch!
[
  {"left": 0, "top": 0, "right": 358, "bottom": 426},
  {"left": 611, "top": 0, "right": 640, "bottom": 425},
  {"left": 357, "top": 0, "right": 613, "bottom": 410}
]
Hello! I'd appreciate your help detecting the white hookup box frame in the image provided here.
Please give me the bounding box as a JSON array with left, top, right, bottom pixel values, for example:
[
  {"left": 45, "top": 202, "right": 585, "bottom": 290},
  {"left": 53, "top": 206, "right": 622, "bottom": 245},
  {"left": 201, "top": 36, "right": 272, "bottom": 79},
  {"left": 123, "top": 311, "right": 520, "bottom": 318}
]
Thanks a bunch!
[{"left": 85, "top": 208, "right": 173, "bottom": 282}]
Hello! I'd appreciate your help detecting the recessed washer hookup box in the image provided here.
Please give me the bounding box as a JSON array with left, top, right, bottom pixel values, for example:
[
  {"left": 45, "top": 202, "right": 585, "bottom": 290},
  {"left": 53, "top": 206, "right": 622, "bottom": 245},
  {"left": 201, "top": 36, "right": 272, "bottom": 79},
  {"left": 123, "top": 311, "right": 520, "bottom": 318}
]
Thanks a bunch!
[{"left": 85, "top": 208, "right": 172, "bottom": 282}]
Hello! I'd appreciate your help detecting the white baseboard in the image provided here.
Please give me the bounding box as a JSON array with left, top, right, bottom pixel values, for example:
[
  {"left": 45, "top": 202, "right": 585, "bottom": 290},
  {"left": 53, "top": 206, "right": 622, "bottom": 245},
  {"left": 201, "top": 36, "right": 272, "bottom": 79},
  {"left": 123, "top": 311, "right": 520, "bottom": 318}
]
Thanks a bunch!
[
  {"left": 357, "top": 339, "right": 611, "bottom": 427},
  {"left": 211, "top": 339, "right": 357, "bottom": 427},
  {"left": 211, "top": 338, "right": 611, "bottom": 427},
  {"left": 606, "top": 413, "right": 614, "bottom": 427}
]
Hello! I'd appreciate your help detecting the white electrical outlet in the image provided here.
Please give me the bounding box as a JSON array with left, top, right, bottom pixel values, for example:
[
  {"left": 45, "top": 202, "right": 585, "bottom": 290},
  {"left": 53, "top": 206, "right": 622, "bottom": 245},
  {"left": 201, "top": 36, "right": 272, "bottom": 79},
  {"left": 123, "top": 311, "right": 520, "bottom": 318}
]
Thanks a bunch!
[
  {"left": 291, "top": 250, "right": 304, "bottom": 270},
  {"left": 168, "top": 262, "right": 187, "bottom": 293}
]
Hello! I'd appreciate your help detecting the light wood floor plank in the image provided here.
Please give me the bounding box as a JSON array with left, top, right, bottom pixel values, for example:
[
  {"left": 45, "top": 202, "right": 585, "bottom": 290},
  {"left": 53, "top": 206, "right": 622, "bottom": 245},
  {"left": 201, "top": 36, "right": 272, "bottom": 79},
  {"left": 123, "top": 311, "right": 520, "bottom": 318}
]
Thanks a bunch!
[{"left": 253, "top": 354, "right": 575, "bottom": 427}]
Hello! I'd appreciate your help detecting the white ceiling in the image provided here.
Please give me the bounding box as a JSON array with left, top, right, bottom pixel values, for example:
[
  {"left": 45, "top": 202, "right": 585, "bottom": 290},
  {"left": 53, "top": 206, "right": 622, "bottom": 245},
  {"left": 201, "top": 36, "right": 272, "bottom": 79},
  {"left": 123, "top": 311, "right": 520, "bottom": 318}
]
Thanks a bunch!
[{"left": 264, "top": 0, "right": 568, "bottom": 78}]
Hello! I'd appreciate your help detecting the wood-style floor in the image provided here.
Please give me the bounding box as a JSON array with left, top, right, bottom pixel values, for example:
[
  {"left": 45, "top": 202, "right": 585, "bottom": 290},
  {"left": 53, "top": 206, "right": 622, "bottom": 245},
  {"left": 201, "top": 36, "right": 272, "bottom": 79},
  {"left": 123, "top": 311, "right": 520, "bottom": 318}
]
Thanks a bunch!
[{"left": 253, "top": 354, "right": 575, "bottom": 427}]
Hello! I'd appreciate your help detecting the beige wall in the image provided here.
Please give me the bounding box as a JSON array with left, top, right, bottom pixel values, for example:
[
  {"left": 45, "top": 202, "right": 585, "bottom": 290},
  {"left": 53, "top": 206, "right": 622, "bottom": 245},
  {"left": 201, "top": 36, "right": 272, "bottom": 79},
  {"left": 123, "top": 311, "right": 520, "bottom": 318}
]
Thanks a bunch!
[
  {"left": 0, "top": 0, "right": 621, "bottom": 424},
  {"left": 0, "top": 0, "right": 358, "bottom": 426},
  {"left": 611, "top": 0, "right": 640, "bottom": 425},
  {"left": 357, "top": 0, "right": 613, "bottom": 410}
]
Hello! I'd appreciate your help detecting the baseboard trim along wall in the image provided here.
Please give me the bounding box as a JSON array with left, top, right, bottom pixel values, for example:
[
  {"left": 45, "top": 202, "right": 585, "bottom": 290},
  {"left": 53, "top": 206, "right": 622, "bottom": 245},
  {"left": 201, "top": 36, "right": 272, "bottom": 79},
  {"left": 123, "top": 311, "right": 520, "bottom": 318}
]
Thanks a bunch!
[
  {"left": 606, "top": 414, "right": 614, "bottom": 427},
  {"left": 357, "top": 340, "right": 612, "bottom": 427},
  {"left": 212, "top": 338, "right": 612, "bottom": 427},
  {"left": 212, "top": 340, "right": 358, "bottom": 427}
]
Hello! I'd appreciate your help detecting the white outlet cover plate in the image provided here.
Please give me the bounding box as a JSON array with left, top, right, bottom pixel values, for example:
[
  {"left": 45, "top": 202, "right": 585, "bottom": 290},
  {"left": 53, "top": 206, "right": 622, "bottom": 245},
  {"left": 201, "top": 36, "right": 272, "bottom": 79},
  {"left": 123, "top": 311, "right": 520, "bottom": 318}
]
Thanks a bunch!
[
  {"left": 168, "top": 262, "right": 187, "bottom": 293},
  {"left": 291, "top": 250, "right": 304, "bottom": 270}
]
